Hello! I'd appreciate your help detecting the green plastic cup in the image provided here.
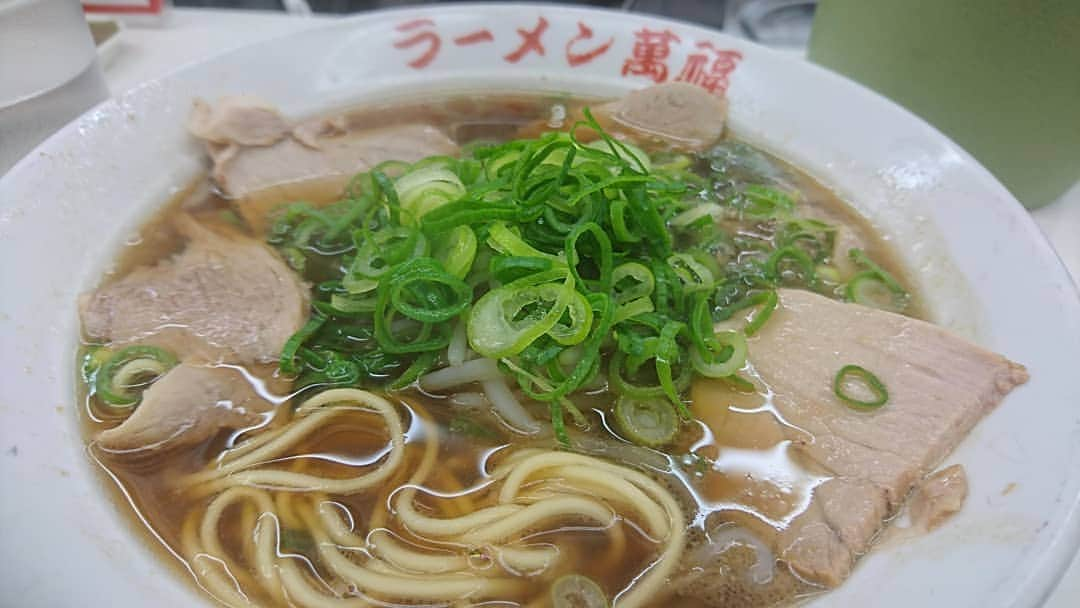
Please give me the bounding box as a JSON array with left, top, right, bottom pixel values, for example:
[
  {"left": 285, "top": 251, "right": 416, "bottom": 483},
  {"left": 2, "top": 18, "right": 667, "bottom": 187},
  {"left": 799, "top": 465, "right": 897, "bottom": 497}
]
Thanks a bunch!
[{"left": 808, "top": 0, "right": 1080, "bottom": 209}]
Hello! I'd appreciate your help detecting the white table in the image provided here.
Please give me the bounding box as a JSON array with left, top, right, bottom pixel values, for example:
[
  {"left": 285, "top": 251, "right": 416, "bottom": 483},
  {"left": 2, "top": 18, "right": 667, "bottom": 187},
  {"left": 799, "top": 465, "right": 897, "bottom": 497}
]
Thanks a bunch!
[{"left": 98, "top": 8, "right": 1080, "bottom": 606}]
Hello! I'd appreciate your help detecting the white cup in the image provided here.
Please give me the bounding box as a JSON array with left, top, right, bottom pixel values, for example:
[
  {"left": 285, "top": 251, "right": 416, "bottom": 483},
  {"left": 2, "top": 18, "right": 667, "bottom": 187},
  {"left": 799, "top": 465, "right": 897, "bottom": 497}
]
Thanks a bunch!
[{"left": 0, "top": 0, "right": 110, "bottom": 174}]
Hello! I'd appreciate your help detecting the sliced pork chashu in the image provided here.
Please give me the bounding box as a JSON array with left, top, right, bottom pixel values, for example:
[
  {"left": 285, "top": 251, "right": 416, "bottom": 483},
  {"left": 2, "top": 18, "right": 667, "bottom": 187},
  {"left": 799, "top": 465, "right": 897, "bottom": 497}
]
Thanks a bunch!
[
  {"left": 601, "top": 82, "right": 728, "bottom": 152},
  {"left": 519, "top": 83, "right": 728, "bottom": 153},
  {"left": 909, "top": 464, "right": 968, "bottom": 532},
  {"left": 188, "top": 96, "right": 291, "bottom": 147},
  {"left": 692, "top": 288, "right": 1027, "bottom": 588},
  {"left": 187, "top": 97, "right": 461, "bottom": 231},
  {"left": 210, "top": 123, "right": 460, "bottom": 200},
  {"left": 80, "top": 214, "right": 309, "bottom": 364},
  {"left": 97, "top": 363, "right": 272, "bottom": 452}
]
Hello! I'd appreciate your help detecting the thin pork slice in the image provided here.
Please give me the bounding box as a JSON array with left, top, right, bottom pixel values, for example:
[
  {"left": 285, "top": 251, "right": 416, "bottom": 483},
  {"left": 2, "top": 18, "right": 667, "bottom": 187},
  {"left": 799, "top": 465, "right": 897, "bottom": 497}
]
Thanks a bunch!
[
  {"left": 80, "top": 215, "right": 309, "bottom": 364},
  {"left": 209, "top": 123, "right": 460, "bottom": 202},
  {"left": 909, "top": 464, "right": 968, "bottom": 532},
  {"left": 518, "top": 83, "right": 727, "bottom": 153},
  {"left": 97, "top": 363, "right": 271, "bottom": 453},
  {"left": 601, "top": 82, "right": 728, "bottom": 152},
  {"left": 188, "top": 96, "right": 291, "bottom": 147},
  {"left": 187, "top": 97, "right": 460, "bottom": 231},
  {"left": 696, "top": 288, "right": 1027, "bottom": 588}
]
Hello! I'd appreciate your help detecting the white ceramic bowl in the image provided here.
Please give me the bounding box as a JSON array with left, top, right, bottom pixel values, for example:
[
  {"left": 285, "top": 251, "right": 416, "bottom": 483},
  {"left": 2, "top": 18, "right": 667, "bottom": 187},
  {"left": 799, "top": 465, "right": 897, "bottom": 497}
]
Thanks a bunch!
[{"left": 1, "top": 5, "right": 1078, "bottom": 607}]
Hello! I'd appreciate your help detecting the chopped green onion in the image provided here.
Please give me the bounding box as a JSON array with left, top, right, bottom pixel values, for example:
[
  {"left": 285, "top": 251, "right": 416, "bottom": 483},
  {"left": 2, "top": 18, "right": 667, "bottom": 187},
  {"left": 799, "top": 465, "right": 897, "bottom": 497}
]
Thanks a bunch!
[
  {"left": 329, "top": 292, "right": 377, "bottom": 314},
  {"left": 721, "top": 373, "right": 757, "bottom": 393},
  {"left": 849, "top": 248, "right": 906, "bottom": 293},
  {"left": 613, "top": 396, "right": 678, "bottom": 447},
  {"left": 565, "top": 222, "right": 613, "bottom": 292},
  {"left": 833, "top": 364, "right": 889, "bottom": 408},
  {"left": 816, "top": 264, "right": 842, "bottom": 284},
  {"left": 547, "top": 289, "right": 594, "bottom": 346},
  {"left": 484, "top": 149, "right": 522, "bottom": 180},
  {"left": 845, "top": 273, "right": 904, "bottom": 312},
  {"left": 670, "top": 202, "right": 723, "bottom": 227},
  {"left": 433, "top": 225, "right": 478, "bottom": 279},
  {"left": 609, "top": 348, "right": 692, "bottom": 403},
  {"left": 844, "top": 248, "right": 910, "bottom": 312},
  {"left": 576, "top": 108, "right": 649, "bottom": 175},
  {"left": 613, "top": 296, "right": 655, "bottom": 324},
  {"left": 487, "top": 221, "right": 563, "bottom": 264},
  {"left": 585, "top": 138, "right": 651, "bottom": 172},
  {"left": 95, "top": 346, "right": 177, "bottom": 407},
  {"left": 777, "top": 219, "right": 835, "bottom": 267},
  {"left": 489, "top": 256, "right": 553, "bottom": 285},
  {"left": 467, "top": 271, "right": 575, "bottom": 358},
  {"left": 715, "top": 290, "right": 778, "bottom": 336},
  {"left": 388, "top": 350, "right": 438, "bottom": 390},
  {"left": 347, "top": 226, "right": 428, "bottom": 282},
  {"left": 265, "top": 103, "right": 882, "bottom": 443},
  {"left": 690, "top": 330, "right": 747, "bottom": 378},
  {"left": 612, "top": 262, "right": 655, "bottom": 304},
  {"left": 385, "top": 257, "right": 471, "bottom": 324},
  {"left": 81, "top": 346, "right": 113, "bottom": 383},
  {"left": 654, "top": 321, "right": 690, "bottom": 417},
  {"left": 668, "top": 253, "right": 716, "bottom": 293},
  {"left": 394, "top": 164, "right": 466, "bottom": 221},
  {"left": 280, "top": 314, "right": 327, "bottom": 375},
  {"left": 608, "top": 198, "right": 641, "bottom": 242},
  {"left": 419, "top": 198, "right": 522, "bottom": 233},
  {"left": 765, "top": 246, "right": 816, "bottom": 286},
  {"left": 374, "top": 260, "right": 461, "bottom": 354},
  {"left": 741, "top": 185, "right": 795, "bottom": 218}
]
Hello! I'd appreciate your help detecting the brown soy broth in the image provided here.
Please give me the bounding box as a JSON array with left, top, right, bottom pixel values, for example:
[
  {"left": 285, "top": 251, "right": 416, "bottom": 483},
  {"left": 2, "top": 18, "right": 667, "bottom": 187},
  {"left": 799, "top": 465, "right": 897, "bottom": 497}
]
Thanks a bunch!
[{"left": 78, "top": 91, "right": 922, "bottom": 608}]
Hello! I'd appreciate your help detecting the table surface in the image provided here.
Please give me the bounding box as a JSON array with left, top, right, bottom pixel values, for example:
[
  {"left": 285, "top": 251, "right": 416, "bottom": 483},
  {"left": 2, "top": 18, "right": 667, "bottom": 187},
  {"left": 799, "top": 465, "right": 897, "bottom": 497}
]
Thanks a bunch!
[{"left": 96, "top": 8, "right": 1080, "bottom": 606}]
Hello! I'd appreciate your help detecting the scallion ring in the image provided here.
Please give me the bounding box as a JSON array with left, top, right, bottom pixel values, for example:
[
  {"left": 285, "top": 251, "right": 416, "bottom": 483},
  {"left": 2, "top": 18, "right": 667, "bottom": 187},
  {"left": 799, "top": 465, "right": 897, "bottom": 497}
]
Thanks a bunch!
[
  {"left": 833, "top": 364, "right": 889, "bottom": 408},
  {"left": 611, "top": 262, "right": 655, "bottom": 304},
  {"left": 844, "top": 249, "right": 909, "bottom": 312},
  {"left": 386, "top": 257, "right": 471, "bottom": 324},
  {"left": 467, "top": 271, "right": 575, "bottom": 358},
  {"left": 394, "top": 165, "right": 466, "bottom": 221},
  {"left": 742, "top": 184, "right": 795, "bottom": 218},
  {"left": 690, "top": 330, "right": 747, "bottom": 378},
  {"left": 765, "top": 246, "right": 816, "bottom": 286},
  {"left": 433, "top": 225, "right": 478, "bottom": 279},
  {"left": 845, "top": 272, "right": 907, "bottom": 312},
  {"left": 613, "top": 396, "right": 679, "bottom": 448},
  {"left": 715, "top": 290, "right": 779, "bottom": 336},
  {"left": 280, "top": 314, "right": 327, "bottom": 375},
  {"left": 347, "top": 226, "right": 428, "bottom": 282},
  {"left": 95, "top": 346, "right": 177, "bottom": 407},
  {"left": 668, "top": 253, "right": 716, "bottom": 293}
]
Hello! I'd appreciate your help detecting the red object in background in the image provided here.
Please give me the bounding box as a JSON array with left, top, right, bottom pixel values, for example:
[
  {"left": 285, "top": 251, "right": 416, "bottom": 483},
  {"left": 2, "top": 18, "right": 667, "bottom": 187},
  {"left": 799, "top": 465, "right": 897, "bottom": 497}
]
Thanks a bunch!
[{"left": 82, "top": 0, "right": 162, "bottom": 15}]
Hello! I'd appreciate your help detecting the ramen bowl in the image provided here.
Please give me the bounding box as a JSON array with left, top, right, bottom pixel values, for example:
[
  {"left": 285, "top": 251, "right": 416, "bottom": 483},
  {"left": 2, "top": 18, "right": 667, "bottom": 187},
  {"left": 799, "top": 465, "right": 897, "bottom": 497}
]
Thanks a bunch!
[{"left": 0, "top": 4, "right": 1078, "bottom": 607}]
